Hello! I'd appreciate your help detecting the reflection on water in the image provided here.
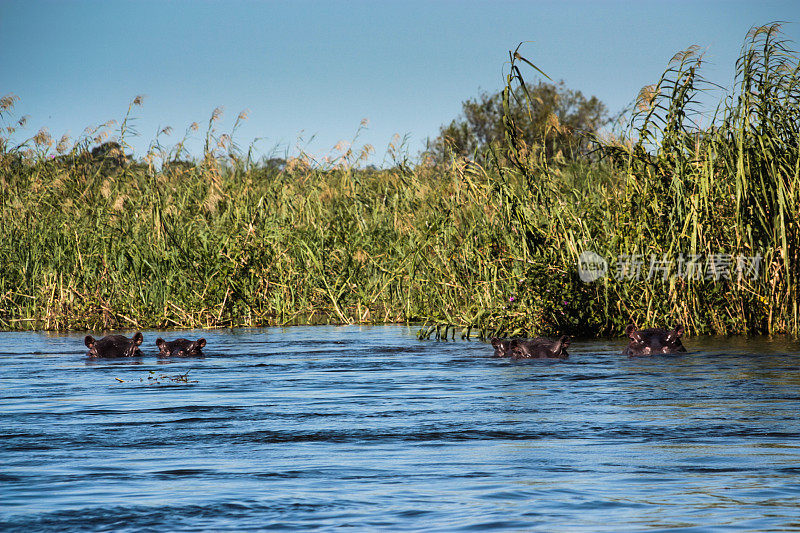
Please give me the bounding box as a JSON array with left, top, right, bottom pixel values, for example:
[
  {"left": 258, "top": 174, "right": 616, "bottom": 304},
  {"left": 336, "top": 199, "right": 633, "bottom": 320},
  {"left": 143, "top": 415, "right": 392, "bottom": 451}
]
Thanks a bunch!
[{"left": 1, "top": 326, "right": 799, "bottom": 531}]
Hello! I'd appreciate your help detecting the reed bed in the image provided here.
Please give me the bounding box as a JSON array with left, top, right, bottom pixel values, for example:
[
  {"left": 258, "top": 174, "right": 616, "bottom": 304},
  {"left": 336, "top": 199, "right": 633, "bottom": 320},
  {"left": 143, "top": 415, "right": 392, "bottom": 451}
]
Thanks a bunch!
[{"left": 1, "top": 24, "right": 797, "bottom": 336}]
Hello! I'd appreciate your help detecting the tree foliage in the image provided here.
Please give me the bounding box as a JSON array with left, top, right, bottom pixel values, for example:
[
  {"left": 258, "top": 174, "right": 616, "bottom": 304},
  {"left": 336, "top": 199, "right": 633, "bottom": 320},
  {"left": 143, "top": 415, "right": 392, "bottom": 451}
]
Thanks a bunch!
[{"left": 430, "top": 80, "right": 609, "bottom": 162}]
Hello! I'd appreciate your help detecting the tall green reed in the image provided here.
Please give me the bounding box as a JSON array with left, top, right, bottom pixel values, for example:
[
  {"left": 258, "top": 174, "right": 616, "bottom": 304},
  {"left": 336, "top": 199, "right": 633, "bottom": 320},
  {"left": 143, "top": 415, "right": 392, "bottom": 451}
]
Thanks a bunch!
[{"left": 0, "top": 24, "right": 797, "bottom": 337}]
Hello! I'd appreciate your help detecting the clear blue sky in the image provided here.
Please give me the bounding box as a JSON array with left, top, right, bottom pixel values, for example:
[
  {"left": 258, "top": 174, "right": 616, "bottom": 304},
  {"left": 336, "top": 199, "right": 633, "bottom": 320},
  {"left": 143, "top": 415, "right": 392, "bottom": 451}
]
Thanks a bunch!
[{"left": 1, "top": 0, "right": 798, "bottom": 163}]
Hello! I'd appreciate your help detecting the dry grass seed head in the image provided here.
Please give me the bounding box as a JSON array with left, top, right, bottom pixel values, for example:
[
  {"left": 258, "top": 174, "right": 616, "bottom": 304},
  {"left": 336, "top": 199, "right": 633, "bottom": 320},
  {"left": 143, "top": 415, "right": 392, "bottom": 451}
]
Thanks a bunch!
[
  {"left": 546, "top": 113, "right": 562, "bottom": 134},
  {"left": 318, "top": 183, "right": 338, "bottom": 203},
  {"left": 359, "top": 144, "right": 375, "bottom": 162},
  {"left": 637, "top": 85, "right": 659, "bottom": 111},
  {"left": 748, "top": 23, "right": 782, "bottom": 41},
  {"left": 285, "top": 156, "right": 311, "bottom": 173},
  {"left": 112, "top": 194, "right": 129, "bottom": 212},
  {"left": 670, "top": 45, "right": 701, "bottom": 65},
  {"left": 56, "top": 134, "right": 71, "bottom": 154},
  {"left": 100, "top": 179, "right": 112, "bottom": 199},
  {"left": 50, "top": 174, "right": 66, "bottom": 192},
  {"left": 33, "top": 128, "right": 53, "bottom": 147},
  {"left": 353, "top": 248, "right": 368, "bottom": 265},
  {"left": 204, "top": 185, "right": 223, "bottom": 213},
  {"left": 0, "top": 93, "right": 20, "bottom": 110}
]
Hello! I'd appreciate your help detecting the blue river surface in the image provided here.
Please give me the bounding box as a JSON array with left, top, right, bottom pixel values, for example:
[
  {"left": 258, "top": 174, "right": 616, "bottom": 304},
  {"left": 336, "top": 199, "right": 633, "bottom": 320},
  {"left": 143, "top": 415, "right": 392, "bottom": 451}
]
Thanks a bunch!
[{"left": 2, "top": 325, "right": 800, "bottom": 532}]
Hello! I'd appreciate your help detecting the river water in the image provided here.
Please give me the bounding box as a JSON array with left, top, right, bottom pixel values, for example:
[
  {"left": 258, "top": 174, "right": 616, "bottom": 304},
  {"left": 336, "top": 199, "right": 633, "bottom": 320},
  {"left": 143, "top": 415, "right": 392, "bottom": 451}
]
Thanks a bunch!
[{"left": 2, "top": 325, "right": 800, "bottom": 531}]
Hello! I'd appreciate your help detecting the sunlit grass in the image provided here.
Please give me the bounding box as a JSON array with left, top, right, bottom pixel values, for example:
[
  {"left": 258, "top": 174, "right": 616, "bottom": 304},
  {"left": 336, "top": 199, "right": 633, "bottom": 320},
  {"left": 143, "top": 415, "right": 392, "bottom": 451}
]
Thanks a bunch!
[{"left": 0, "top": 24, "right": 797, "bottom": 337}]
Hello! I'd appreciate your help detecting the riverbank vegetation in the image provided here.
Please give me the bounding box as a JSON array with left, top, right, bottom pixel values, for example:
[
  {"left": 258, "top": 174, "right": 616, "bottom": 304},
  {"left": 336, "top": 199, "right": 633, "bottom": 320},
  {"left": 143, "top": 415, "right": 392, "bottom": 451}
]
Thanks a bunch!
[{"left": 1, "top": 24, "right": 797, "bottom": 336}]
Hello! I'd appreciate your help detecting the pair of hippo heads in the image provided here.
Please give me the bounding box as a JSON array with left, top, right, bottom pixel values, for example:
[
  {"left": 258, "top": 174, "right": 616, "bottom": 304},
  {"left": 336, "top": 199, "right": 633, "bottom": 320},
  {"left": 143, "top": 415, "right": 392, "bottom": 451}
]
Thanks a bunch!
[
  {"left": 489, "top": 324, "right": 687, "bottom": 358},
  {"left": 622, "top": 324, "right": 686, "bottom": 356},
  {"left": 84, "top": 332, "right": 206, "bottom": 358},
  {"left": 491, "top": 336, "right": 571, "bottom": 359}
]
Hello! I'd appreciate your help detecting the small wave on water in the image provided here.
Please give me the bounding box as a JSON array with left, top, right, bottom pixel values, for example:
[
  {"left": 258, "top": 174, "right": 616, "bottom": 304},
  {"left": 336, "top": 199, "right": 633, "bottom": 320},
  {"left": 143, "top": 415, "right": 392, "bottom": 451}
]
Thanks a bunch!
[{"left": 2, "top": 325, "right": 800, "bottom": 531}]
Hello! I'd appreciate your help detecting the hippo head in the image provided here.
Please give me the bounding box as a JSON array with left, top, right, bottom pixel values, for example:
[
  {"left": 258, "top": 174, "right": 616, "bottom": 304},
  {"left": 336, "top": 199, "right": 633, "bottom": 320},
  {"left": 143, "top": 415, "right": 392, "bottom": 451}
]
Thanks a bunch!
[
  {"left": 512, "top": 335, "right": 571, "bottom": 358},
  {"left": 156, "top": 337, "right": 206, "bottom": 357},
  {"left": 177, "top": 338, "right": 206, "bottom": 356},
  {"left": 624, "top": 324, "right": 685, "bottom": 356},
  {"left": 84, "top": 332, "right": 143, "bottom": 358},
  {"left": 491, "top": 337, "right": 515, "bottom": 357}
]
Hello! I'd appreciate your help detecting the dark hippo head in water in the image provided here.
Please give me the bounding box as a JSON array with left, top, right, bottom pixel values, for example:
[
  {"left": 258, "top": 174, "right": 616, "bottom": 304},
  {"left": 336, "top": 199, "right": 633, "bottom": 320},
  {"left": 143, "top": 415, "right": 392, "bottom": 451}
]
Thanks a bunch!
[
  {"left": 491, "top": 336, "right": 571, "bottom": 359},
  {"left": 511, "top": 336, "right": 571, "bottom": 359},
  {"left": 623, "top": 324, "right": 686, "bottom": 356},
  {"left": 84, "top": 332, "right": 143, "bottom": 358},
  {"left": 156, "top": 337, "right": 206, "bottom": 357},
  {"left": 491, "top": 337, "right": 516, "bottom": 357}
]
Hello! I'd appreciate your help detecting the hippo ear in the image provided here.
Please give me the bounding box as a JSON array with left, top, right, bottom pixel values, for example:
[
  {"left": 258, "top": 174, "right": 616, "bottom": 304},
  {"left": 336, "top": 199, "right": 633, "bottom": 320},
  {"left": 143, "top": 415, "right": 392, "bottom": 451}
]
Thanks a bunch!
[
  {"left": 491, "top": 337, "right": 502, "bottom": 347},
  {"left": 132, "top": 332, "right": 143, "bottom": 345},
  {"left": 85, "top": 335, "right": 95, "bottom": 348},
  {"left": 559, "top": 335, "right": 571, "bottom": 348},
  {"left": 197, "top": 338, "right": 207, "bottom": 348},
  {"left": 666, "top": 325, "right": 684, "bottom": 343},
  {"left": 156, "top": 338, "right": 166, "bottom": 349},
  {"left": 625, "top": 324, "right": 637, "bottom": 338}
]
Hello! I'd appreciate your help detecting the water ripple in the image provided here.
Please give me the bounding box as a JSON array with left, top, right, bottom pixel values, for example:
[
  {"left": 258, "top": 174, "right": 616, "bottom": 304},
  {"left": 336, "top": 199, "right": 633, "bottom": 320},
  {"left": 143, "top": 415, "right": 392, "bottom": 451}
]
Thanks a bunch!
[{"left": 2, "top": 326, "right": 800, "bottom": 531}]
